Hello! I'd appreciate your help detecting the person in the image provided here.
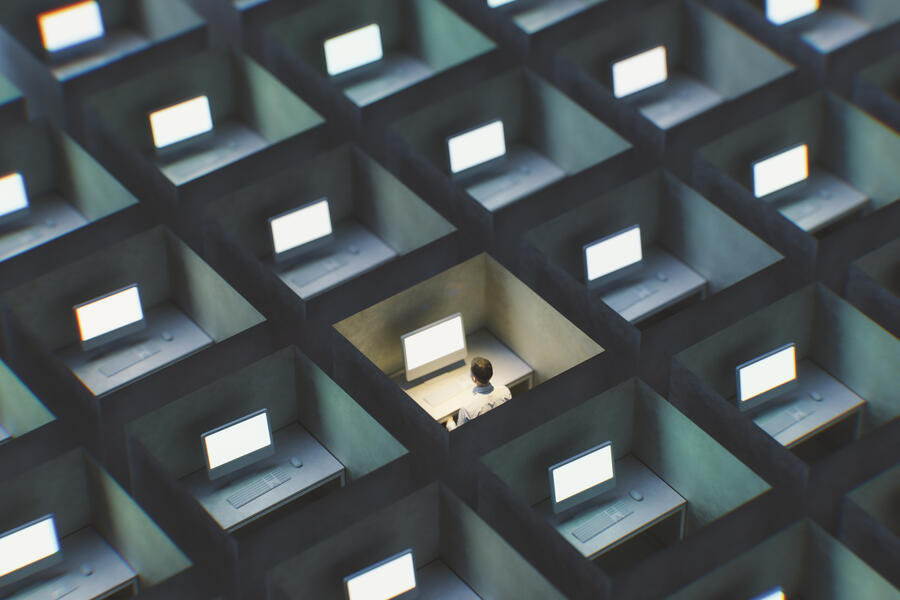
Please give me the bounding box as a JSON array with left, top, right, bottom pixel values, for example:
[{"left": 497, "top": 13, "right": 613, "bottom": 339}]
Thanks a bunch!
[{"left": 445, "top": 356, "right": 511, "bottom": 431}]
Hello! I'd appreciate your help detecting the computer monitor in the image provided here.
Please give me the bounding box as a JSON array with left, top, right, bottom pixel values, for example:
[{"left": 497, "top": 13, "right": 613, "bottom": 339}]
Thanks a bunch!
[
  {"left": 766, "top": 0, "right": 819, "bottom": 25},
  {"left": 268, "top": 197, "right": 334, "bottom": 263},
  {"left": 401, "top": 313, "right": 467, "bottom": 382},
  {"left": 74, "top": 284, "right": 145, "bottom": 352},
  {"left": 149, "top": 96, "right": 214, "bottom": 151},
  {"left": 487, "top": 0, "right": 517, "bottom": 7},
  {"left": 37, "top": 1, "right": 105, "bottom": 54},
  {"left": 446, "top": 119, "right": 506, "bottom": 175},
  {"left": 735, "top": 343, "right": 798, "bottom": 412},
  {"left": 752, "top": 144, "right": 809, "bottom": 198},
  {"left": 611, "top": 46, "right": 668, "bottom": 98},
  {"left": 344, "top": 549, "right": 417, "bottom": 600},
  {"left": 749, "top": 586, "right": 785, "bottom": 600},
  {"left": 201, "top": 408, "right": 275, "bottom": 481},
  {"left": 324, "top": 23, "right": 384, "bottom": 77},
  {"left": 0, "top": 515, "right": 62, "bottom": 590},
  {"left": 0, "top": 172, "right": 29, "bottom": 226},
  {"left": 583, "top": 224, "right": 643, "bottom": 289},
  {"left": 549, "top": 441, "right": 616, "bottom": 514}
]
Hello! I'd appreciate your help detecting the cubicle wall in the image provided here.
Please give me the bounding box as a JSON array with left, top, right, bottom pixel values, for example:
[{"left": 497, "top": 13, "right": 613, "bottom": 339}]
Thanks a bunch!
[
  {"left": 0, "top": 357, "right": 54, "bottom": 439},
  {"left": 841, "top": 463, "right": 900, "bottom": 588},
  {"left": 0, "top": 72, "right": 24, "bottom": 127},
  {"left": 846, "top": 237, "right": 900, "bottom": 338}
]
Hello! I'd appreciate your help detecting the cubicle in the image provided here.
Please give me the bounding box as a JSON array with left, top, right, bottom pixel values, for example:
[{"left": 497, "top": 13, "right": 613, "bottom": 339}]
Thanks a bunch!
[
  {"left": 477, "top": 377, "right": 772, "bottom": 598},
  {"left": 0, "top": 448, "right": 197, "bottom": 598},
  {"left": 670, "top": 284, "right": 900, "bottom": 500},
  {"left": 0, "top": 120, "right": 138, "bottom": 264},
  {"left": 182, "top": 0, "right": 276, "bottom": 46},
  {"left": 0, "top": 0, "right": 206, "bottom": 137},
  {"left": 0, "top": 72, "right": 25, "bottom": 128},
  {"left": 668, "top": 519, "right": 899, "bottom": 599},
  {"left": 554, "top": 0, "right": 796, "bottom": 160},
  {"left": 0, "top": 357, "right": 55, "bottom": 444},
  {"left": 845, "top": 237, "right": 900, "bottom": 339},
  {"left": 266, "top": 482, "right": 566, "bottom": 600},
  {"left": 852, "top": 50, "right": 900, "bottom": 154},
  {"left": 204, "top": 142, "right": 456, "bottom": 323}
]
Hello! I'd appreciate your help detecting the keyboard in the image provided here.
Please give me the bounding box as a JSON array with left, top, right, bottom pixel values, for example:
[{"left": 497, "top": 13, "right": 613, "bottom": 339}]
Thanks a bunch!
[
  {"left": 97, "top": 344, "right": 160, "bottom": 377},
  {"left": 755, "top": 405, "right": 813, "bottom": 436},
  {"left": 604, "top": 283, "right": 658, "bottom": 313},
  {"left": 226, "top": 469, "right": 291, "bottom": 509},
  {"left": 571, "top": 499, "right": 633, "bottom": 543},
  {"left": 289, "top": 254, "right": 349, "bottom": 287},
  {"left": 422, "top": 379, "right": 471, "bottom": 407}
]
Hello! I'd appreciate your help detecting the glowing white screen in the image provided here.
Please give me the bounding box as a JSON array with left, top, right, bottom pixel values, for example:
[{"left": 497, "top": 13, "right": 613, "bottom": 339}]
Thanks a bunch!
[
  {"left": 585, "top": 226, "right": 642, "bottom": 282},
  {"left": 346, "top": 552, "right": 416, "bottom": 600},
  {"left": 204, "top": 412, "right": 272, "bottom": 470},
  {"left": 750, "top": 588, "right": 785, "bottom": 600},
  {"left": 766, "top": 0, "right": 819, "bottom": 25},
  {"left": 150, "top": 96, "right": 214, "bottom": 149},
  {"left": 487, "top": 0, "right": 517, "bottom": 7},
  {"left": 739, "top": 345, "right": 797, "bottom": 402},
  {"left": 270, "top": 199, "right": 332, "bottom": 255},
  {"left": 75, "top": 286, "right": 143, "bottom": 343},
  {"left": 38, "top": 1, "right": 105, "bottom": 53},
  {"left": 612, "top": 46, "right": 668, "bottom": 98},
  {"left": 753, "top": 144, "right": 809, "bottom": 198},
  {"left": 448, "top": 120, "right": 506, "bottom": 174},
  {"left": 324, "top": 24, "right": 384, "bottom": 76},
  {"left": 403, "top": 315, "right": 465, "bottom": 373},
  {"left": 0, "top": 173, "right": 29, "bottom": 218},
  {"left": 552, "top": 444, "right": 614, "bottom": 503},
  {"left": 0, "top": 517, "right": 59, "bottom": 579}
]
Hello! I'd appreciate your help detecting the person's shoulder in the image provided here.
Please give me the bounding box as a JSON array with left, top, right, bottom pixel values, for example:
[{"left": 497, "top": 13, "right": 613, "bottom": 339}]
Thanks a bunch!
[{"left": 495, "top": 384, "right": 512, "bottom": 400}]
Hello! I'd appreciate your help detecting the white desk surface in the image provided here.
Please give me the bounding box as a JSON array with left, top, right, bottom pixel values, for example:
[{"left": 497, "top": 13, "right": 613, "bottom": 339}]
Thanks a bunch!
[
  {"left": 337, "top": 53, "right": 434, "bottom": 108},
  {"left": 158, "top": 120, "right": 268, "bottom": 186},
  {"left": 0, "top": 193, "right": 88, "bottom": 263},
  {"left": 14, "top": 527, "right": 137, "bottom": 600},
  {"left": 181, "top": 422, "right": 345, "bottom": 532},
  {"left": 59, "top": 302, "right": 213, "bottom": 397},
  {"left": 766, "top": 169, "right": 869, "bottom": 234},
  {"left": 392, "top": 329, "right": 534, "bottom": 423},
  {"left": 535, "top": 455, "right": 686, "bottom": 559},
  {"left": 456, "top": 145, "right": 566, "bottom": 212},
  {"left": 746, "top": 360, "right": 866, "bottom": 448}
]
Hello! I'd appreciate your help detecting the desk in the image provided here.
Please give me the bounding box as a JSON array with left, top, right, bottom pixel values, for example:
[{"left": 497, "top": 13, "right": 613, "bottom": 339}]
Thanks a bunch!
[
  {"left": 745, "top": 360, "right": 866, "bottom": 448},
  {"left": 157, "top": 120, "right": 268, "bottom": 186},
  {"left": 417, "top": 560, "right": 480, "bottom": 599},
  {"left": 59, "top": 302, "right": 213, "bottom": 397},
  {"left": 764, "top": 170, "right": 868, "bottom": 234},
  {"left": 0, "top": 193, "right": 88, "bottom": 263},
  {"left": 455, "top": 145, "right": 566, "bottom": 212},
  {"left": 13, "top": 527, "right": 137, "bottom": 600},
  {"left": 181, "top": 422, "right": 345, "bottom": 532},
  {"left": 335, "top": 54, "right": 434, "bottom": 108},
  {"left": 392, "top": 329, "right": 534, "bottom": 423},
  {"left": 534, "top": 455, "right": 686, "bottom": 559}
]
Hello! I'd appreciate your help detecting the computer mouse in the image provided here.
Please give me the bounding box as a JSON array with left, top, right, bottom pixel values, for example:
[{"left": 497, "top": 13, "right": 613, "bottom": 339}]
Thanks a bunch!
[
  {"left": 655, "top": 272, "right": 669, "bottom": 282},
  {"left": 161, "top": 331, "right": 174, "bottom": 342},
  {"left": 348, "top": 245, "right": 359, "bottom": 255},
  {"left": 629, "top": 489, "right": 644, "bottom": 502},
  {"left": 290, "top": 456, "right": 303, "bottom": 468},
  {"left": 809, "top": 391, "right": 823, "bottom": 402},
  {"left": 80, "top": 564, "right": 93, "bottom": 576},
  {"left": 45, "top": 218, "right": 56, "bottom": 228}
]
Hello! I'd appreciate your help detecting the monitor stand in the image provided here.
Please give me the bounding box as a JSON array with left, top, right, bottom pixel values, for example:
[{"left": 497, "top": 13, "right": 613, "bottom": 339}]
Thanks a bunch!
[
  {"left": 0, "top": 193, "right": 88, "bottom": 263},
  {"left": 456, "top": 145, "right": 566, "bottom": 212}
]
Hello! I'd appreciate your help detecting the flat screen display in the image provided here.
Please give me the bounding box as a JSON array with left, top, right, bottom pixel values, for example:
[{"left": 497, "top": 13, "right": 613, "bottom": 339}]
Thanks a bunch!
[
  {"left": 487, "top": 0, "right": 517, "bottom": 6},
  {"left": 749, "top": 586, "right": 786, "bottom": 600},
  {"left": 0, "top": 172, "right": 29, "bottom": 219},
  {"left": 269, "top": 198, "right": 333, "bottom": 257},
  {"left": 38, "top": 1, "right": 105, "bottom": 53},
  {"left": 345, "top": 550, "right": 416, "bottom": 600},
  {"left": 0, "top": 516, "right": 60, "bottom": 582},
  {"left": 752, "top": 144, "right": 809, "bottom": 198},
  {"left": 612, "top": 46, "right": 668, "bottom": 98},
  {"left": 324, "top": 24, "right": 384, "bottom": 76},
  {"left": 203, "top": 410, "right": 273, "bottom": 471},
  {"left": 447, "top": 120, "right": 506, "bottom": 174},
  {"left": 402, "top": 313, "right": 466, "bottom": 381},
  {"left": 584, "top": 225, "right": 643, "bottom": 282},
  {"left": 149, "top": 96, "right": 214, "bottom": 150},
  {"left": 766, "top": 0, "right": 819, "bottom": 25},
  {"left": 75, "top": 284, "right": 143, "bottom": 345},
  {"left": 738, "top": 344, "right": 797, "bottom": 403},
  {"left": 551, "top": 443, "right": 614, "bottom": 504}
]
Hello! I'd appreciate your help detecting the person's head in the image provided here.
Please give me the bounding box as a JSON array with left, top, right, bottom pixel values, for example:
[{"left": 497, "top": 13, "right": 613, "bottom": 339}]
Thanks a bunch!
[{"left": 470, "top": 356, "right": 493, "bottom": 385}]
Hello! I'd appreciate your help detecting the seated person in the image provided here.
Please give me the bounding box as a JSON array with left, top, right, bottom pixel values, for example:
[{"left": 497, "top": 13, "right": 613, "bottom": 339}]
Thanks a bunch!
[{"left": 446, "top": 356, "right": 511, "bottom": 431}]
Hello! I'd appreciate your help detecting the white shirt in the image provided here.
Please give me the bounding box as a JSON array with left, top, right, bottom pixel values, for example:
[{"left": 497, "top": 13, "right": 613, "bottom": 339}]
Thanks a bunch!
[{"left": 448, "top": 383, "right": 511, "bottom": 429}]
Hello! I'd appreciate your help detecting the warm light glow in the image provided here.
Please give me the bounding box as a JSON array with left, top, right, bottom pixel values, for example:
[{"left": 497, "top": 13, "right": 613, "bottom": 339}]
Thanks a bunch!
[
  {"left": 38, "top": 1, "right": 105, "bottom": 53},
  {"left": 403, "top": 315, "right": 466, "bottom": 373},
  {"left": 750, "top": 586, "right": 786, "bottom": 600},
  {"left": 739, "top": 345, "right": 797, "bottom": 403},
  {"left": 585, "top": 226, "right": 643, "bottom": 282},
  {"left": 753, "top": 144, "right": 809, "bottom": 198},
  {"left": 204, "top": 412, "right": 273, "bottom": 470},
  {"left": 487, "top": 0, "right": 517, "bottom": 7},
  {"left": 0, "top": 172, "right": 29, "bottom": 218},
  {"left": 270, "top": 199, "right": 332, "bottom": 255},
  {"left": 324, "top": 24, "right": 384, "bottom": 76},
  {"left": 447, "top": 120, "right": 506, "bottom": 174},
  {"left": 552, "top": 444, "right": 614, "bottom": 503},
  {"left": 0, "top": 516, "right": 60, "bottom": 579},
  {"left": 766, "top": 0, "right": 819, "bottom": 25},
  {"left": 612, "top": 46, "right": 668, "bottom": 98},
  {"left": 75, "top": 285, "right": 143, "bottom": 343},
  {"left": 149, "top": 96, "right": 214, "bottom": 149},
  {"left": 346, "top": 551, "right": 416, "bottom": 600}
]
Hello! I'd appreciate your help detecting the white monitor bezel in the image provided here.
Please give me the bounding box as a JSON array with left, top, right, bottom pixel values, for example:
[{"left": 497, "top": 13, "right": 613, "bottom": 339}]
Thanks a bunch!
[
  {"left": 445, "top": 118, "right": 507, "bottom": 175},
  {"left": 548, "top": 441, "right": 616, "bottom": 514},
  {"left": 268, "top": 197, "right": 334, "bottom": 263},
  {"left": 583, "top": 224, "right": 644, "bottom": 289},
  {"left": 343, "top": 549, "right": 417, "bottom": 600},
  {"left": 201, "top": 407, "right": 276, "bottom": 481},
  {"left": 735, "top": 342, "right": 798, "bottom": 412},
  {"left": 0, "top": 514, "right": 62, "bottom": 589},
  {"left": 401, "top": 312, "right": 467, "bottom": 382},
  {"left": 73, "top": 283, "right": 146, "bottom": 352}
]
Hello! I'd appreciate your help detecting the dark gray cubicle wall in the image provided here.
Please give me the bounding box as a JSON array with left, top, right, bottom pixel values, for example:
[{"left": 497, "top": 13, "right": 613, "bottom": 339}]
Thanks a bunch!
[
  {"left": 846, "top": 234, "right": 900, "bottom": 339},
  {"left": 851, "top": 50, "right": 900, "bottom": 132},
  {"left": 841, "top": 462, "right": 900, "bottom": 588},
  {"left": 0, "top": 72, "right": 25, "bottom": 128}
]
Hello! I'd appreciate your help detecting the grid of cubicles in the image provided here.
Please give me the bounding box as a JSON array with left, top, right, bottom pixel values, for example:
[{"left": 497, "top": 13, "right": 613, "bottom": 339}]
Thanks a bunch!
[{"left": 0, "top": 0, "right": 897, "bottom": 599}]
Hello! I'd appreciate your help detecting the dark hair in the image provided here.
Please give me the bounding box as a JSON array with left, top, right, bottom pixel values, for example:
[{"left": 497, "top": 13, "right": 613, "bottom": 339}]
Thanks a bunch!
[{"left": 470, "top": 356, "right": 493, "bottom": 384}]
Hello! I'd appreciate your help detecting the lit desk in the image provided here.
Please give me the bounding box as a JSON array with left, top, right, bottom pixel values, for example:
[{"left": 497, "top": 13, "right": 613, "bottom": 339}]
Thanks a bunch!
[
  {"left": 181, "top": 422, "right": 345, "bottom": 532},
  {"left": 334, "top": 54, "right": 434, "bottom": 107},
  {"left": 391, "top": 329, "right": 534, "bottom": 424},
  {"left": 455, "top": 145, "right": 566, "bottom": 212},
  {"left": 157, "top": 120, "right": 268, "bottom": 186},
  {"left": 14, "top": 527, "right": 138, "bottom": 599},
  {"left": 763, "top": 170, "right": 868, "bottom": 234},
  {"left": 417, "top": 561, "right": 480, "bottom": 599},
  {"left": 744, "top": 360, "right": 865, "bottom": 448},
  {"left": 0, "top": 193, "right": 87, "bottom": 263},
  {"left": 534, "top": 455, "right": 686, "bottom": 559}
]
